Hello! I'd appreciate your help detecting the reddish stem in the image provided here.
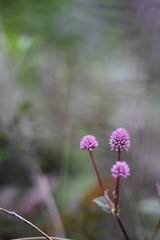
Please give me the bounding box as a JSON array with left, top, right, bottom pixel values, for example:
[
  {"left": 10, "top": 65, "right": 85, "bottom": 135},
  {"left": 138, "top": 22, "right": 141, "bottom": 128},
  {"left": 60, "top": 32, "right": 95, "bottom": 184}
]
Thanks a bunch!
[
  {"left": 118, "top": 150, "right": 121, "bottom": 162},
  {"left": 115, "top": 176, "right": 121, "bottom": 209},
  {"left": 89, "top": 151, "right": 105, "bottom": 193},
  {"left": 114, "top": 150, "right": 121, "bottom": 209},
  {"left": 116, "top": 215, "right": 130, "bottom": 240},
  {"left": 114, "top": 150, "right": 130, "bottom": 240},
  {"left": 89, "top": 151, "right": 113, "bottom": 209},
  {"left": 89, "top": 150, "right": 130, "bottom": 240}
]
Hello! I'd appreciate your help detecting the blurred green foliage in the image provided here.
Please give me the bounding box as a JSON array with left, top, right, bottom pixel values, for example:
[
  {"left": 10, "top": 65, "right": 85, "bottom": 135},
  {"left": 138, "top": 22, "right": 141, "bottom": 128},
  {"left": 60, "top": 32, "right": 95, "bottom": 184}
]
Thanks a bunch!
[
  {"left": 0, "top": 0, "right": 159, "bottom": 240},
  {"left": 12, "top": 100, "right": 32, "bottom": 123}
]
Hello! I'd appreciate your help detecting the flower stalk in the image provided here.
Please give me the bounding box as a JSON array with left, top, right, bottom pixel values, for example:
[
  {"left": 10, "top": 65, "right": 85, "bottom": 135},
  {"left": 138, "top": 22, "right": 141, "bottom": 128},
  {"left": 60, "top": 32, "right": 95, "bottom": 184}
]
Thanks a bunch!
[
  {"left": 89, "top": 151, "right": 114, "bottom": 209},
  {"left": 115, "top": 150, "right": 121, "bottom": 210},
  {"left": 80, "top": 129, "right": 131, "bottom": 240},
  {"left": 115, "top": 176, "right": 121, "bottom": 210},
  {"left": 116, "top": 215, "right": 130, "bottom": 240},
  {"left": 89, "top": 150, "right": 130, "bottom": 240}
]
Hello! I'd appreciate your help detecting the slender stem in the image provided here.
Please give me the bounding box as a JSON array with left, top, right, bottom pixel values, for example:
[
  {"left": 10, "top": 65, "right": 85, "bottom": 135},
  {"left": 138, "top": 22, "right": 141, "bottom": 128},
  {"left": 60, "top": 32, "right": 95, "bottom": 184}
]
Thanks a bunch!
[
  {"left": 115, "top": 151, "right": 121, "bottom": 210},
  {"left": 151, "top": 219, "right": 160, "bottom": 240},
  {"left": 118, "top": 150, "right": 121, "bottom": 162},
  {"left": 115, "top": 176, "right": 121, "bottom": 209},
  {"left": 89, "top": 151, "right": 105, "bottom": 193},
  {"left": 104, "top": 193, "right": 114, "bottom": 209},
  {"left": 114, "top": 151, "right": 130, "bottom": 240},
  {"left": 89, "top": 151, "right": 114, "bottom": 209},
  {"left": 116, "top": 216, "right": 130, "bottom": 240},
  {"left": 0, "top": 208, "right": 52, "bottom": 240},
  {"left": 89, "top": 150, "right": 130, "bottom": 240}
]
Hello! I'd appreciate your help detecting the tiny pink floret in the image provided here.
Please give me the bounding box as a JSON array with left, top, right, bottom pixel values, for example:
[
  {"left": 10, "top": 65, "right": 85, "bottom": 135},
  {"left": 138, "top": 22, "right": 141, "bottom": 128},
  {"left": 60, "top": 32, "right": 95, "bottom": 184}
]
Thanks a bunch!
[
  {"left": 109, "top": 128, "right": 130, "bottom": 152},
  {"left": 80, "top": 135, "right": 99, "bottom": 151},
  {"left": 111, "top": 161, "right": 130, "bottom": 178}
]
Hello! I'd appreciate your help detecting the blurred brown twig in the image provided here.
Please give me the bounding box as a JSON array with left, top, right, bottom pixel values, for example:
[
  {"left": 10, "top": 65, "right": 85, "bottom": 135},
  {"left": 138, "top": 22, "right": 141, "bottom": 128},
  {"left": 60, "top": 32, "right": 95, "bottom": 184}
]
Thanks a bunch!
[{"left": 0, "top": 208, "right": 52, "bottom": 240}]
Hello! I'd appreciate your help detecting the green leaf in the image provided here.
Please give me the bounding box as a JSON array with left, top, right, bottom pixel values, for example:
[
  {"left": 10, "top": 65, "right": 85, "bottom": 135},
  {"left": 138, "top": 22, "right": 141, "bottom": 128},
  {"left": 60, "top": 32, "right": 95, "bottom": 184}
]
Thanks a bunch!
[{"left": 92, "top": 196, "right": 113, "bottom": 213}]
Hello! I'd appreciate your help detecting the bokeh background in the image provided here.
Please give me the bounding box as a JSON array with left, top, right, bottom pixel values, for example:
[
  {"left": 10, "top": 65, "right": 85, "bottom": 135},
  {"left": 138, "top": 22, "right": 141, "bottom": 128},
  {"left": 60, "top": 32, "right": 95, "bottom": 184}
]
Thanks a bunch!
[{"left": 0, "top": 0, "right": 159, "bottom": 239}]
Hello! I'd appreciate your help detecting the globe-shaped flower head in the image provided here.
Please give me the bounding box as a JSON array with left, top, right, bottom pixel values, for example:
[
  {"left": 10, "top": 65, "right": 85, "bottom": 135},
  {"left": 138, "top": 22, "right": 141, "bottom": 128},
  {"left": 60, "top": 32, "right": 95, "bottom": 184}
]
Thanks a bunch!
[
  {"left": 111, "top": 161, "right": 130, "bottom": 178},
  {"left": 80, "top": 135, "right": 99, "bottom": 151},
  {"left": 109, "top": 128, "right": 130, "bottom": 151}
]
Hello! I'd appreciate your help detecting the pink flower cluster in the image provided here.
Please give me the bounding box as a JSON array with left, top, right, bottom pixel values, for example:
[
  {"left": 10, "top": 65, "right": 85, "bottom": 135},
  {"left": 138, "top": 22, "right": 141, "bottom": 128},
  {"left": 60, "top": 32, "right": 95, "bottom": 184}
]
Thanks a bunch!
[
  {"left": 80, "top": 135, "right": 99, "bottom": 151},
  {"left": 111, "top": 161, "right": 130, "bottom": 178},
  {"left": 79, "top": 128, "right": 131, "bottom": 179},
  {"left": 109, "top": 128, "right": 130, "bottom": 152}
]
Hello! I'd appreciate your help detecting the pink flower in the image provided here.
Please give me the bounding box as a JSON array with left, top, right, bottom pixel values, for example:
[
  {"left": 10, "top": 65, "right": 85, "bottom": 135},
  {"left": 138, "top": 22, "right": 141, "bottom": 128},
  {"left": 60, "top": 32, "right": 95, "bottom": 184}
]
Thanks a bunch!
[
  {"left": 109, "top": 128, "right": 130, "bottom": 151},
  {"left": 111, "top": 161, "right": 130, "bottom": 178},
  {"left": 80, "top": 135, "right": 99, "bottom": 151}
]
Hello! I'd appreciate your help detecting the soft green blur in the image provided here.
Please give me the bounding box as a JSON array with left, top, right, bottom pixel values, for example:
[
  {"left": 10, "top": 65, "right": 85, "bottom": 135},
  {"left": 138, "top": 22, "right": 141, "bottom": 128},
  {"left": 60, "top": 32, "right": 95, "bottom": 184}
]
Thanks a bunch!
[{"left": 0, "top": 0, "right": 159, "bottom": 240}]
